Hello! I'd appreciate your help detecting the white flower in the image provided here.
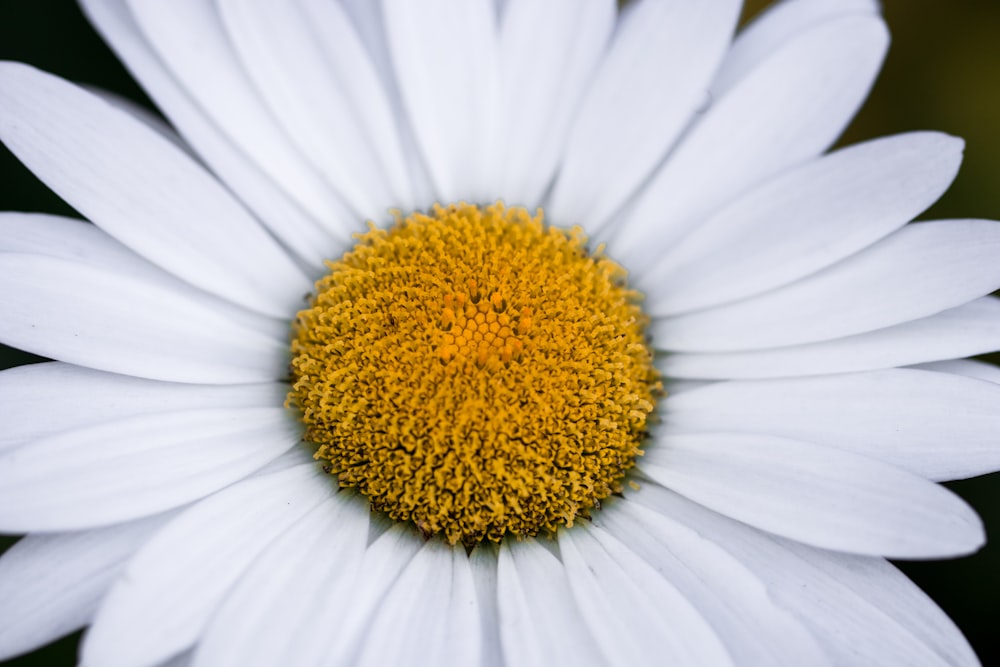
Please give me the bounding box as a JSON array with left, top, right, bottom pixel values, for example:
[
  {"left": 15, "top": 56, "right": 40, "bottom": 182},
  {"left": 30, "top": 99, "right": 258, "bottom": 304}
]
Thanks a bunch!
[{"left": 0, "top": 0, "right": 998, "bottom": 665}]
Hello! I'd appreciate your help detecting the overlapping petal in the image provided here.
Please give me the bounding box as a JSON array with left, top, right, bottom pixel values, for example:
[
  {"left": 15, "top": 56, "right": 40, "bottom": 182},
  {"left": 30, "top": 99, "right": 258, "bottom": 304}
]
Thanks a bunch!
[
  {"left": 0, "top": 62, "right": 312, "bottom": 317},
  {"left": 641, "top": 432, "right": 983, "bottom": 557},
  {"left": 663, "top": 368, "right": 1000, "bottom": 480},
  {"left": 0, "top": 407, "right": 301, "bottom": 532},
  {"left": 606, "top": 14, "right": 888, "bottom": 268},
  {"left": 653, "top": 220, "right": 1000, "bottom": 351},
  {"left": 81, "top": 465, "right": 332, "bottom": 667},
  {"left": 79, "top": 0, "right": 341, "bottom": 269},
  {"left": 0, "top": 512, "right": 175, "bottom": 661}
]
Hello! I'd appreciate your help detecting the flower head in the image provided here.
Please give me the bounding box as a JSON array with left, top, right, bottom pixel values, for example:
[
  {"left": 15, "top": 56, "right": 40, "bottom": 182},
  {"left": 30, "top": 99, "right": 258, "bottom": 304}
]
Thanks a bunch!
[{"left": 0, "top": 1, "right": 998, "bottom": 666}]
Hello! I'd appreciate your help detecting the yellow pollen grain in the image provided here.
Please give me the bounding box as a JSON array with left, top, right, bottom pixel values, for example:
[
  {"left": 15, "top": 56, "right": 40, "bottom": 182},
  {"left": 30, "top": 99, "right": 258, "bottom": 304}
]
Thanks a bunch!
[{"left": 288, "top": 202, "right": 661, "bottom": 546}]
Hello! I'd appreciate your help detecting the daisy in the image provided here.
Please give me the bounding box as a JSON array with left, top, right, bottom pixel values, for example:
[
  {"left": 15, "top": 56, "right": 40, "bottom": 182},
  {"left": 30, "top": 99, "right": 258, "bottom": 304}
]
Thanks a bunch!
[{"left": 0, "top": 0, "right": 998, "bottom": 665}]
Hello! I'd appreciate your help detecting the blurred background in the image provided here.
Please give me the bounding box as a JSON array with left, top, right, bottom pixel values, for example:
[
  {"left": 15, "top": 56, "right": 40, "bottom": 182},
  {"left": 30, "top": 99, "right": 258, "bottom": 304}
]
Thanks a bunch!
[{"left": 0, "top": 0, "right": 998, "bottom": 664}]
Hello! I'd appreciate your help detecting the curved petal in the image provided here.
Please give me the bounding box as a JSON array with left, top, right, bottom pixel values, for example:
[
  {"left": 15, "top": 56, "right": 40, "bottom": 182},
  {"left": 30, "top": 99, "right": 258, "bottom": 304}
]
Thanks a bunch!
[
  {"left": 382, "top": 0, "right": 500, "bottom": 203},
  {"left": 496, "top": 539, "right": 604, "bottom": 666},
  {"left": 217, "top": 0, "right": 409, "bottom": 215},
  {"left": 79, "top": 0, "right": 340, "bottom": 269},
  {"left": 124, "top": 0, "right": 352, "bottom": 232},
  {"left": 0, "top": 407, "right": 300, "bottom": 532},
  {"left": 0, "top": 62, "right": 311, "bottom": 318},
  {"left": 548, "top": 0, "right": 741, "bottom": 229},
  {"left": 595, "top": 498, "right": 829, "bottom": 666},
  {"left": 81, "top": 464, "right": 331, "bottom": 667},
  {"left": 81, "top": 85, "right": 191, "bottom": 156},
  {"left": 289, "top": 0, "right": 420, "bottom": 212},
  {"left": 0, "top": 212, "right": 288, "bottom": 339},
  {"left": 0, "top": 512, "right": 174, "bottom": 662},
  {"left": 320, "top": 524, "right": 424, "bottom": 665},
  {"left": 0, "top": 254, "right": 287, "bottom": 384},
  {"left": 0, "top": 213, "right": 165, "bottom": 276},
  {"left": 606, "top": 15, "right": 888, "bottom": 272},
  {"left": 642, "top": 132, "right": 963, "bottom": 314},
  {"left": 653, "top": 220, "right": 1000, "bottom": 351},
  {"left": 629, "top": 486, "right": 979, "bottom": 666},
  {"left": 662, "top": 296, "right": 1000, "bottom": 379},
  {"left": 0, "top": 361, "right": 285, "bottom": 452},
  {"left": 352, "top": 540, "right": 481, "bottom": 667},
  {"left": 776, "top": 538, "right": 981, "bottom": 667},
  {"left": 496, "top": 0, "right": 615, "bottom": 208},
  {"left": 641, "top": 432, "right": 983, "bottom": 558},
  {"left": 713, "top": 0, "right": 880, "bottom": 96},
  {"left": 193, "top": 492, "right": 369, "bottom": 667},
  {"left": 558, "top": 524, "right": 733, "bottom": 666},
  {"left": 663, "top": 368, "right": 1000, "bottom": 481},
  {"left": 327, "top": 0, "right": 437, "bottom": 208}
]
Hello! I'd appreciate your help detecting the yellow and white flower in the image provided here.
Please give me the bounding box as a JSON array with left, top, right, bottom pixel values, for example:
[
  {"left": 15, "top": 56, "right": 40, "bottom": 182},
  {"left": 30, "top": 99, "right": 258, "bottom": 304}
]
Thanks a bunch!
[{"left": 0, "top": 1, "right": 998, "bottom": 665}]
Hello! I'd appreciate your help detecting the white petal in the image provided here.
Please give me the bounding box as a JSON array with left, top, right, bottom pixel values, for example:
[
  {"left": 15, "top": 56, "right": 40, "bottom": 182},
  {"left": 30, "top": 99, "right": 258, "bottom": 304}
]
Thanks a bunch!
[
  {"left": 664, "top": 368, "right": 1000, "bottom": 481},
  {"left": 0, "top": 407, "right": 300, "bottom": 532},
  {"left": 336, "top": 0, "right": 394, "bottom": 91},
  {"left": 0, "top": 62, "right": 311, "bottom": 318},
  {"left": 629, "top": 486, "right": 979, "bottom": 666},
  {"left": 217, "top": 0, "right": 410, "bottom": 215},
  {"left": 497, "top": 0, "right": 615, "bottom": 207},
  {"left": 124, "top": 0, "right": 353, "bottom": 234},
  {"left": 663, "top": 296, "right": 1000, "bottom": 379},
  {"left": 0, "top": 213, "right": 163, "bottom": 276},
  {"left": 0, "top": 254, "right": 287, "bottom": 384},
  {"left": 157, "top": 651, "right": 194, "bottom": 667},
  {"left": 775, "top": 538, "right": 981, "bottom": 667},
  {"left": 329, "top": 0, "right": 437, "bottom": 207},
  {"left": 81, "top": 85, "right": 191, "bottom": 157},
  {"left": 594, "top": 498, "right": 829, "bottom": 666},
  {"left": 79, "top": 0, "right": 341, "bottom": 270},
  {"left": 322, "top": 523, "right": 424, "bottom": 665},
  {"left": 0, "top": 512, "right": 173, "bottom": 662},
  {"left": 289, "top": 0, "right": 421, "bottom": 212},
  {"left": 654, "top": 220, "right": 1000, "bottom": 351},
  {"left": 713, "top": 0, "right": 880, "bottom": 96},
  {"left": 664, "top": 378, "right": 717, "bottom": 394},
  {"left": 248, "top": 446, "right": 317, "bottom": 478},
  {"left": 193, "top": 492, "right": 368, "bottom": 667},
  {"left": 549, "top": 0, "right": 740, "bottom": 229},
  {"left": 641, "top": 431, "right": 983, "bottom": 558},
  {"left": 81, "top": 464, "right": 331, "bottom": 667},
  {"left": 353, "top": 540, "right": 480, "bottom": 667},
  {"left": 643, "top": 132, "right": 963, "bottom": 314},
  {"left": 914, "top": 358, "right": 1000, "bottom": 383},
  {"left": 606, "top": 15, "right": 888, "bottom": 272},
  {"left": 0, "top": 212, "right": 288, "bottom": 339},
  {"left": 382, "top": 0, "right": 500, "bottom": 203},
  {"left": 495, "top": 539, "right": 604, "bottom": 667},
  {"left": 469, "top": 545, "right": 502, "bottom": 667},
  {"left": 0, "top": 361, "right": 285, "bottom": 452},
  {"left": 558, "top": 525, "right": 733, "bottom": 666},
  {"left": 0, "top": 212, "right": 176, "bottom": 287}
]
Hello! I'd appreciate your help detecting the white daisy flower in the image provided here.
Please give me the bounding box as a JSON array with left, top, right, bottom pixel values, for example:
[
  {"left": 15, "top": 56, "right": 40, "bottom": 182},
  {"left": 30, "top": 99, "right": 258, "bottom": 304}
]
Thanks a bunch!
[{"left": 0, "top": 0, "right": 998, "bottom": 665}]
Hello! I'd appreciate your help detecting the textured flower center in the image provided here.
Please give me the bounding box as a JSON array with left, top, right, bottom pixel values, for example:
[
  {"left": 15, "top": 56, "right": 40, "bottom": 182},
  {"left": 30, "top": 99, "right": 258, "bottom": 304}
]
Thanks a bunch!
[{"left": 289, "top": 203, "right": 660, "bottom": 545}]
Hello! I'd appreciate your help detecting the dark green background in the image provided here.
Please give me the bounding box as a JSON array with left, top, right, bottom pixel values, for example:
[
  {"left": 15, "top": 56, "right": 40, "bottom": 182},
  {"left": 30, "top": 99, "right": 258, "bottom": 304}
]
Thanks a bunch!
[{"left": 0, "top": 1, "right": 998, "bottom": 664}]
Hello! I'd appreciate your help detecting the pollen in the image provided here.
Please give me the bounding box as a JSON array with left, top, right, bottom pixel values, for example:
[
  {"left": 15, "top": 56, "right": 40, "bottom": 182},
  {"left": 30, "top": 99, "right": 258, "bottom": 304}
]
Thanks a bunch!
[{"left": 288, "top": 202, "right": 660, "bottom": 545}]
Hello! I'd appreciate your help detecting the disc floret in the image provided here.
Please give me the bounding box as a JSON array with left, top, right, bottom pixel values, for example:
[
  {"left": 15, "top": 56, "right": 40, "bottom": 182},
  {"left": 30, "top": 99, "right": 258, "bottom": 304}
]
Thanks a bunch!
[{"left": 289, "top": 202, "right": 660, "bottom": 545}]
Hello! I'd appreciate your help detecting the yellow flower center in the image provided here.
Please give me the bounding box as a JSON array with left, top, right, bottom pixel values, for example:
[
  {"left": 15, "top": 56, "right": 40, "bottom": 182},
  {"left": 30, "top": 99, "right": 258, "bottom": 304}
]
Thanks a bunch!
[{"left": 289, "top": 202, "right": 660, "bottom": 545}]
